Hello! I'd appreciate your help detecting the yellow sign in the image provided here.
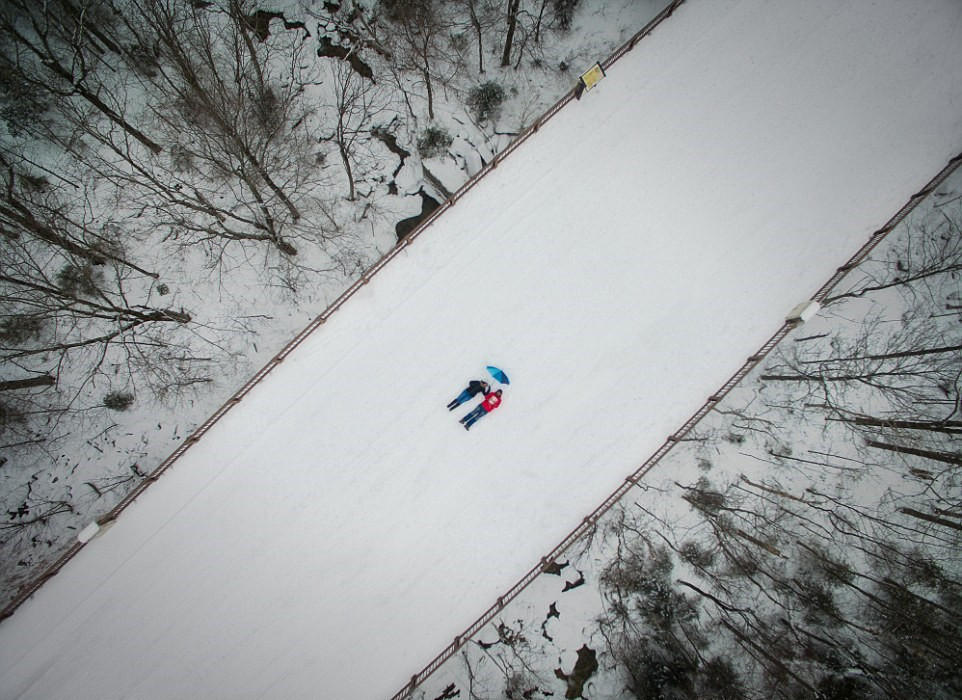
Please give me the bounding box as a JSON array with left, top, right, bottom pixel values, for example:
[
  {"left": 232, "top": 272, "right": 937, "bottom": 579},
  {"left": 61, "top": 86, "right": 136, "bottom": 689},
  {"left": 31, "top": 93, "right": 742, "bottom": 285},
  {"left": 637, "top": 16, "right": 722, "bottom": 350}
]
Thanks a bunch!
[{"left": 579, "top": 63, "right": 606, "bottom": 91}]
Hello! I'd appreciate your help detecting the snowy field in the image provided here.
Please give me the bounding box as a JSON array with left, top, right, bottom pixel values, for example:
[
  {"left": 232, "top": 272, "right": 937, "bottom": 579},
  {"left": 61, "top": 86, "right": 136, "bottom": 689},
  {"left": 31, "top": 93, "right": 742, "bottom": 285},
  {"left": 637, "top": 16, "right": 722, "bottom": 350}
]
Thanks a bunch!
[{"left": 3, "top": 1, "right": 962, "bottom": 698}]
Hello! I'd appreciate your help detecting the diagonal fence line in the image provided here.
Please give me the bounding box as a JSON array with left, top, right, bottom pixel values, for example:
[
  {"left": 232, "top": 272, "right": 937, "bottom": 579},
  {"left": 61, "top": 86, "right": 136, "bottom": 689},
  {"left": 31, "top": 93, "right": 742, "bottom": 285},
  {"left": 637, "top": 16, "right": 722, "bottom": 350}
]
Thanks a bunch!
[
  {"left": 0, "top": 0, "right": 687, "bottom": 624},
  {"left": 385, "top": 149, "right": 962, "bottom": 700}
]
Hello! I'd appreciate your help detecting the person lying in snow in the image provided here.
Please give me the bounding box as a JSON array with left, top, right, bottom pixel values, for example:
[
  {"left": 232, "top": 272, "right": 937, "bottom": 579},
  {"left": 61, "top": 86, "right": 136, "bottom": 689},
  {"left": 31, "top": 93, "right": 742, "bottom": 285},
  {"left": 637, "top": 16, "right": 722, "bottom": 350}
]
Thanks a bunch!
[
  {"left": 459, "top": 389, "right": 503, "bottom": 430},
  {"left": 446, "top": 379, "right": 491, "bottom": 411}
]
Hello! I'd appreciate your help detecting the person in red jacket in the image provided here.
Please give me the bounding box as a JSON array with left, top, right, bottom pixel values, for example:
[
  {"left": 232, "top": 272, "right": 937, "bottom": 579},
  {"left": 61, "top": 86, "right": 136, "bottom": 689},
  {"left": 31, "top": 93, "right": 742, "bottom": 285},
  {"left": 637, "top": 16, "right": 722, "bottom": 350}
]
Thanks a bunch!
[{"left": 459, "top": 389, "right": 503, "bottom": 430}]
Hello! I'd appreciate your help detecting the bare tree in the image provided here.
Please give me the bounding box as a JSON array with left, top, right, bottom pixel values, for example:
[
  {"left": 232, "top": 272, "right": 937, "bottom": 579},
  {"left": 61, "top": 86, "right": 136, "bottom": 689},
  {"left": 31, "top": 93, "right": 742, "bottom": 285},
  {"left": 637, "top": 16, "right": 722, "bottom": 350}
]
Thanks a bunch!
[
  {"left": 381, "top": 0, "right": 456, "bottom": 120},
  {"left": 453, "top": 0, "right": 500, "bottom": 73},
  {"left": 119, "top": 0, "right": 314, "bottom": 254},
  {"left": 0, "top": 0, "right": 162, "bottom": 154},
  {"left": 0, "top": 160, "right": 197, "bottom": 439},
  {"left": 321, "top": 58, "right": 390, "bottom": 201}
]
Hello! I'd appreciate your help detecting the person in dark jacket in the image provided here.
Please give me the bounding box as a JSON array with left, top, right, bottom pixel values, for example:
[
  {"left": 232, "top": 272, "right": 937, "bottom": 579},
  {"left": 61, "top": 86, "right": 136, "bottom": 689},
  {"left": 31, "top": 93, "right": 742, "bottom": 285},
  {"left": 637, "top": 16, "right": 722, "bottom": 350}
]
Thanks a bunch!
[
  {"left": 459, "top": 389, "right": 502, "bottom": 430},
  {"left": 447, "top": 379, "right": 490, "bottom": 411}
]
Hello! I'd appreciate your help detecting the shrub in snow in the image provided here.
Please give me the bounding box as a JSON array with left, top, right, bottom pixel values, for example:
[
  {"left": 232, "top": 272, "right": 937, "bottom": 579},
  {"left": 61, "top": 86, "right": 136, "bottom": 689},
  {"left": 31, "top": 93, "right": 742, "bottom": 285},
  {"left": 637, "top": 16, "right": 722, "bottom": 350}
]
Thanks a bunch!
[
  {"left": 679, "top": 540, "right": 715, "bottom": 569},
  {"left": 504, "top": 671, "right": 536, "bottom": 698},
  {"left": 0, "top": 401, "right": 25, "bottom": 427},
  {"left": 168, "top": 144, "right": 196, "bottom": 174},
  {"left": 553, "top": 0, "right": 581, "bottom": 31},
  {"left": 380, "top": 0, "right": 427, "bottom": 23},
  {"left": 697, "top": 657, "right": 745, "bottom": 700},
  {"left": 796, "top": 577, "right": 842, "bottom": 626},
  {"left": 681, "top": 477, "right": 726, "bottom": 515},
  {"left": 449, "top": 32, "right": 469, "bottom": 54},
  {"left": 723, "top": 432, "right": 745, "bottom": 445},
  {"left": 417, "top": 126, "right": 452, "bottom": 158},
  {"left": 103, "top": 391, "right": 135, "bottom": 411},
  {"left": 18, "top": 172, "right": 49, "bottom": 192},
  {"left": 618, "top": 636, "right": 697, "bottom": 699},
  {"left": 599, "top": 544, "right": 691, "bottom": 630},
  {"left": 467, "top": 81, "right": 506, "bottom": 123},
  {"left": 125, "top": 43, "right": 160, "bottom": 78},
  {"left": 0, "top": 68, "right": 49, "bottom": 137},
  {"left": 252, "top": 86, "right": 283, "bottom": 133},
  {"left": 56, "top": 263, "right": 101, "bottom": 297},
  {"left": 815, "top": 674, "right": 872, "bottom": 700},
  {"left": 0, "top": 315, "right": 43, "bottom": 344}
]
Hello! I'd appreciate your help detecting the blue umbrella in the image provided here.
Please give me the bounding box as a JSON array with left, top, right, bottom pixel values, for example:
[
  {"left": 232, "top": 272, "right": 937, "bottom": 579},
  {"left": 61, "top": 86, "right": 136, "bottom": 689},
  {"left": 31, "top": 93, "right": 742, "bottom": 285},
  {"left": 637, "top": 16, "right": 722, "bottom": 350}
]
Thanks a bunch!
[{"left": 486, "top": 365, "right": 510, "bottom": 385}]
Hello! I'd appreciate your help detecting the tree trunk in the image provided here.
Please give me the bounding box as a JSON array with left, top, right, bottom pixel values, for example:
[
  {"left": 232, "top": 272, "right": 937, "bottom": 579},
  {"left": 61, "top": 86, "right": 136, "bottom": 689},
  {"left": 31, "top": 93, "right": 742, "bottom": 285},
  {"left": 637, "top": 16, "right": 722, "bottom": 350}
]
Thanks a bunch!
[
  {"left": 57, "top": 70, "right": 163, "bottom": 156},
  {"left": 802, "top": 343, "right": 962, "bottom": 364},
  {"left": 1, "top": 203, "right": 106, "bottom": 262},
  {"left": 340, "top": 146, "right": 355, "bottom": 201},
  {"left": 828, "top": 416, "right": 962, "bottom": 434},
  {"left": 0, "top": 202, "right": 159, "bottom": 278},
  {"left": 824, "top": 263, "right": 962, "bottom": 305},
  {"left": 501, "top": 0, "right": 520, "bottom": 67},
  {"left": 422, "top": 66, "right": 435, "bottom": 120},
  {"left": 0, "top": 375, "right": 56, "bottom": 391},
  {"left": 901, "top": 508, "right": 962, "bottom": 531},
  {"left": 0, "top": 273, "right": 190, "bottom": 325},
  {"left": 759, "top": 371, "right": 904, "bottom": 382},
  {"left": 534, "top": 0, "right": 548, "bottom": 43},
  {"left": 467, "top": 0, "right": 484, "bottom": 72},
  {"left": 866, "top": 440, "right": 962, "bottom": 466}
]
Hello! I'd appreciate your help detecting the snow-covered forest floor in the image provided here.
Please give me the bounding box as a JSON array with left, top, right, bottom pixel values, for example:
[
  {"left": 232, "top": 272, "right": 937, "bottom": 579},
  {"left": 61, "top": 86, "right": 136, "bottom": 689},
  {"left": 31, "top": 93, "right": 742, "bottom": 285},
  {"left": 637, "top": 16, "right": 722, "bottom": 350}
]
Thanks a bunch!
[
  {"left": 0, "top": 0, "right": 666, "bottom": 607},
  {"left": 415, "top": 171, "right": 962, "bottom": 699}
]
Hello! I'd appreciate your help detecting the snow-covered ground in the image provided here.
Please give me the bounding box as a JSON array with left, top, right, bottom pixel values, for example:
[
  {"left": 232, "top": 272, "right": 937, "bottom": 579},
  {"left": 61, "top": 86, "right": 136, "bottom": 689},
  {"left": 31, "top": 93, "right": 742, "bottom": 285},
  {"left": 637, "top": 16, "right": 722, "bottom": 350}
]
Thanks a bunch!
[{"left": 2, "top": 0, "right": 962, "bottom": 698}]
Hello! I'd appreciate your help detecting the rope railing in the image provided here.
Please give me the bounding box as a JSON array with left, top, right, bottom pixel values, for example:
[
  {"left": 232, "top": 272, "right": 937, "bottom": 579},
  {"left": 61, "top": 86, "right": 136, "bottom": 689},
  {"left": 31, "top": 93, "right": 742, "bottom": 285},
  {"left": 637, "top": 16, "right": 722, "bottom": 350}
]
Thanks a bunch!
[
  {"left": 385, "top": 149, "right": 962, "bottom": 699},
  {"left": 0, "top": 0, "right": 687, "bottom": 625}
]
